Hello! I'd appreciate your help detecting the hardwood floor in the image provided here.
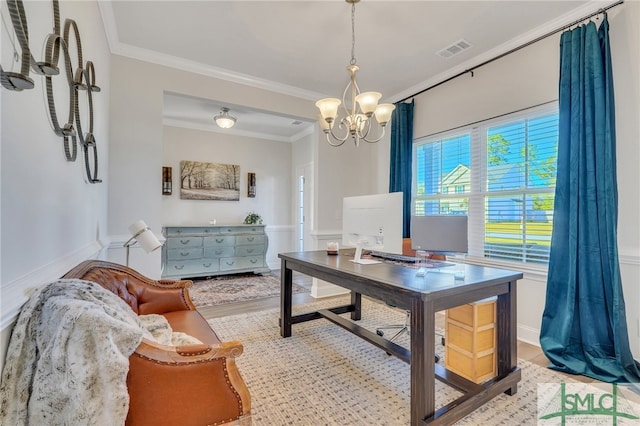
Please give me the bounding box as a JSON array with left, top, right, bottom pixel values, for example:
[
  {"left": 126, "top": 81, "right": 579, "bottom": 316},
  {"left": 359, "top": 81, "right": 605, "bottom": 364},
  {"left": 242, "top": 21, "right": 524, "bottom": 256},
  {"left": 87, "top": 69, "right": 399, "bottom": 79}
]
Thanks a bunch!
[{"left": 198, "top": 269, "right": 596, "bottom": 384}]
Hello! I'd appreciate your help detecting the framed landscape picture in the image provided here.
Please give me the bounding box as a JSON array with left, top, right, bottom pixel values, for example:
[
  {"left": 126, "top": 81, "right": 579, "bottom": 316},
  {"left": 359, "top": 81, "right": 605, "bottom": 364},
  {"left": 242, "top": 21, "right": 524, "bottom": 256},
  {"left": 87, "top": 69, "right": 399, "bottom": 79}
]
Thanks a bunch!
[{"left": 180, "top": 160, "right": 240, "bottom": 201}]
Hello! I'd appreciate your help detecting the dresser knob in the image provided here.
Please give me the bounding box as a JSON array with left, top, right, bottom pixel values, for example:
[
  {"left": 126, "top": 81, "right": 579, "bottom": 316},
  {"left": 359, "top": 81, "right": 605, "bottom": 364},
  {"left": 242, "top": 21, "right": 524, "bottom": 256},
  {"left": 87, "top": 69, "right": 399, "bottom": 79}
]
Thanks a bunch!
[{"left": 175, "top": 265, "right": 184, "bottom": 270}]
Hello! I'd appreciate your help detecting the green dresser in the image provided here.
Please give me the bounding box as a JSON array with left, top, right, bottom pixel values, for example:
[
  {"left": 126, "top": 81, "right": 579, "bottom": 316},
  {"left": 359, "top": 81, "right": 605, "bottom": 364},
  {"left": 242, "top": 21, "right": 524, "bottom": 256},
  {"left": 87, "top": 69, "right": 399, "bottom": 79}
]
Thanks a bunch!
[{"left": 162, "top": 225, "right": 269, "bottom": 279}]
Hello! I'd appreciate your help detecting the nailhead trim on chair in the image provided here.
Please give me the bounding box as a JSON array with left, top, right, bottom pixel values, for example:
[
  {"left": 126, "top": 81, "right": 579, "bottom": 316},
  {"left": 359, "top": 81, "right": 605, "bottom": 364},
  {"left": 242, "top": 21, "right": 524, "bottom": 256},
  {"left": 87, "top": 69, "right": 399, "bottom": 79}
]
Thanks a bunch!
[
  {"left": 175, "top": 346, "right": 213, "bottom": 356},
  {"left": 131, "top": 354, "right": 246, "bottom": 419}
]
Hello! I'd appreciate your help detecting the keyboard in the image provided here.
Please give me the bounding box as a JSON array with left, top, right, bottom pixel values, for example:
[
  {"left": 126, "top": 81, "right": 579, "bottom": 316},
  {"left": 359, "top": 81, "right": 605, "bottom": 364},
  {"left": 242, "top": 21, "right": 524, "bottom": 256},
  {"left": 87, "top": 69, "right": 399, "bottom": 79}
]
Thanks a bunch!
[
  {"left": 369, "top": 251, "right": 418, "bottom": 263},
  {"left": 369, "top": 251, "right": 454, "bottom": 268}
]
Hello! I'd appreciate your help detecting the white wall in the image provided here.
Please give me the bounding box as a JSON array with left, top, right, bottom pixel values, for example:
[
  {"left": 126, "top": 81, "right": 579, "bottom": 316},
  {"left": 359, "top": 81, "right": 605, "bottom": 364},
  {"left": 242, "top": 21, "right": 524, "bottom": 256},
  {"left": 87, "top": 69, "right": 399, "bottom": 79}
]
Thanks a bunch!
[
  {"left": 162, "top": 125, "right": 293, "bottom": 269},
  {"left": 407, "top": 4, "right": 640, "bottom": 356},
  {"left": 1, "top": 1, "right": 111, "bottom": 364},
  {"left": 107, "top": 55, "right": 318, "bottom": 277}
]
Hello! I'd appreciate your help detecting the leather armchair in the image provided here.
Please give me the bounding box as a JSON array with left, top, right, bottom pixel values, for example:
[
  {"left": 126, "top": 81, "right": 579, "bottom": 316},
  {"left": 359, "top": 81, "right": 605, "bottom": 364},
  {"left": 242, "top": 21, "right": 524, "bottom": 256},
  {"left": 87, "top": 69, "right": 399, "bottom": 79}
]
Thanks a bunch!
[{"left": 63, "top": 260, "right": 251, "bottom": 426}]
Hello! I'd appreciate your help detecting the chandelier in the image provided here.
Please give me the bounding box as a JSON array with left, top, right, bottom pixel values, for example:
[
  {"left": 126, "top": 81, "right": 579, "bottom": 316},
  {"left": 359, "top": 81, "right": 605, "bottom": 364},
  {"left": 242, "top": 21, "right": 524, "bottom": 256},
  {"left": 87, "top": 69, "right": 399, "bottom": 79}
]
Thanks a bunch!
[
  {"left": 315, "top": 0, "right": 395, "bottom": 147},
  {"left": 214, "top": 107, "right": 237, "bottom": 129}
]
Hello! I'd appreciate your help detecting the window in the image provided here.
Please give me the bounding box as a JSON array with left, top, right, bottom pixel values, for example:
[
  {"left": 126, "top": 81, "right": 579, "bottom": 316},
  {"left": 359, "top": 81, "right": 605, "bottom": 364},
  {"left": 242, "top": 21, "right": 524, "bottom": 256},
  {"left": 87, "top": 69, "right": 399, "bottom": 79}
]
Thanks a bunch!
[{"left": 413, "top": 106, "right": 558, "bottom": 264}]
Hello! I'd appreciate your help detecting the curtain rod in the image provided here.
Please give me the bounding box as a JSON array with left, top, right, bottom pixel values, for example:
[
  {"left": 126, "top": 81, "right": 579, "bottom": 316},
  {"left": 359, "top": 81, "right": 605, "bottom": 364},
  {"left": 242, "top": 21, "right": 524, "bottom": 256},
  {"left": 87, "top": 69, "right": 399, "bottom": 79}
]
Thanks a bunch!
[{"left": 396, "top": 0, "right": 624, "bottom": 104}]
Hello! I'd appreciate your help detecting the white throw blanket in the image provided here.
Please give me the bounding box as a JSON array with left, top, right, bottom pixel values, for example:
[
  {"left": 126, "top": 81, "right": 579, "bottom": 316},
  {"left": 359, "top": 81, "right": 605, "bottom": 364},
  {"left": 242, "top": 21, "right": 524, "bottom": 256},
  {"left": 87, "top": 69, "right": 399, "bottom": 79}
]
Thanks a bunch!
[{"left": 0, "top": 279, "right": 149, "bottom": 425}]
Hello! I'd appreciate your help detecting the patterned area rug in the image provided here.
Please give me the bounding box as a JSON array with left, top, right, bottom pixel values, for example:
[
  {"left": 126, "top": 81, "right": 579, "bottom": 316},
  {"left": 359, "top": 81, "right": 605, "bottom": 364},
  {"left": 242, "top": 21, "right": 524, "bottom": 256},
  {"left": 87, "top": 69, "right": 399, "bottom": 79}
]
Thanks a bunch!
[
  {"left": 208, "top": 296, "right": 584, "bottom": 425},
  {"left": 188, "top": 273, "right": 309, "bottom": 307}
]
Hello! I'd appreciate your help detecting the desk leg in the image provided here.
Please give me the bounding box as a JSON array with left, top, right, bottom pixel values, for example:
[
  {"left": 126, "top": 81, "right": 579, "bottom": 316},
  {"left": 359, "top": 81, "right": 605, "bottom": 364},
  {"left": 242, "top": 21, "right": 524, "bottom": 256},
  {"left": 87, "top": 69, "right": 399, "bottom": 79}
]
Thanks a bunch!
[
  {"left": 410, "top": 298, "right": 435, "bottom": 425},
  {"left": 497, "top": 280, "right": 518, "bottom": 395},
  {"left": 350, "top": 291, "right": 362, "bottom": 321},
  {"left": 280, "top": 259, "right": 293, "bottom": 338}
]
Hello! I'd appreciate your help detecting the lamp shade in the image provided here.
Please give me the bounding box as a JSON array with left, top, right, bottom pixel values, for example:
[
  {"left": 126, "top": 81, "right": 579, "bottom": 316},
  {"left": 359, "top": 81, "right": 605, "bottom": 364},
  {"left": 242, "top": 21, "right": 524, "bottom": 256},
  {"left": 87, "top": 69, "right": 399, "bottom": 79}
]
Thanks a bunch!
[
  {"left": 373, "top": 103, "right": 396, "bottom": 126},
  {"left": 315, "top": 98, "right": 341, "bottom": 122},
  {"left": 214, "top": 107, "right": 237, "bottom": 129},
  {"left": 128, "top": 220, "right": 162, "bottom": 253},
  {"left": 355, "top": 91, "right": 381, "bottom": 116}
]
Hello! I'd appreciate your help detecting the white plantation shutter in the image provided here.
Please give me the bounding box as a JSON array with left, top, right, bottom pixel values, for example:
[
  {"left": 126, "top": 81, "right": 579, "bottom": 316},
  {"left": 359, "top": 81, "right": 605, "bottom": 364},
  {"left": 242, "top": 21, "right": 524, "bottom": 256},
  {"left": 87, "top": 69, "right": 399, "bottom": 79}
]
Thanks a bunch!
[
  {"left": 413, "top": 133, "right": 471, "bottom": 216},
  {"left": 413, "top": 105, "right": 558, "bottom": 265}
]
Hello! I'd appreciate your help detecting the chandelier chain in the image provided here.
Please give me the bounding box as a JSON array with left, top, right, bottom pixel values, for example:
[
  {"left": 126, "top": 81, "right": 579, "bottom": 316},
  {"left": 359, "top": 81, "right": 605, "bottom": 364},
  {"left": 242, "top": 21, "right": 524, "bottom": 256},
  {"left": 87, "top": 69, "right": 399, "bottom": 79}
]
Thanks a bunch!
[{"left": 350, "top": 2, "right": 356, "bottom": 66}]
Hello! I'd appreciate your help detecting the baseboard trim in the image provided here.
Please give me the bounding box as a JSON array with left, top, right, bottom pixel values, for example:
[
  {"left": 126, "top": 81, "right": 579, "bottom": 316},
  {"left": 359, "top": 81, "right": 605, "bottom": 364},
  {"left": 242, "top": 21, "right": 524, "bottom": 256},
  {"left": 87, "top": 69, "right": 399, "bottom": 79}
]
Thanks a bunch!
[{"left": 517, "top": 324, "right": 541, "bottom": 348}]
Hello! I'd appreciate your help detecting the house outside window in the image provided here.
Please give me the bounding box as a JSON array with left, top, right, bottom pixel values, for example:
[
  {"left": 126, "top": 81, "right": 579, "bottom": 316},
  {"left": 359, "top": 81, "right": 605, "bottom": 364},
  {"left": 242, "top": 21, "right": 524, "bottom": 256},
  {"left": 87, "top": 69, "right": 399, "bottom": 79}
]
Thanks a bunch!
[{"left": 413, "top": 106, "right": 558, "bottom": 265}]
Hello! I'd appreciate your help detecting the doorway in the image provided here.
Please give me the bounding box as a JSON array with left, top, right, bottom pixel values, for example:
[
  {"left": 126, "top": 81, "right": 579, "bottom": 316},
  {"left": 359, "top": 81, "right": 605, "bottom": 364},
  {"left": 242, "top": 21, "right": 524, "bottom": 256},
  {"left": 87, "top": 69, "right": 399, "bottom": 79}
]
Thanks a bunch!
[{"left": 295, "top": 163, "right": 313, "bottom": 251}]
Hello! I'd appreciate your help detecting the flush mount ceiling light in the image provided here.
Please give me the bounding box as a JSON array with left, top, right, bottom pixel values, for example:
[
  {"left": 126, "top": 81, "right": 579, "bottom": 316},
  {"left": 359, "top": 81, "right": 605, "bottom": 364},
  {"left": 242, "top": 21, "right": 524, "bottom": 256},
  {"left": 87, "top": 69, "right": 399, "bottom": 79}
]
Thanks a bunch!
[
  {"left": 214, "top": 107, "right": 236, "bottom": 129},
  {"left": 315, "top": 0, "right": 395, "bottom": 147}
]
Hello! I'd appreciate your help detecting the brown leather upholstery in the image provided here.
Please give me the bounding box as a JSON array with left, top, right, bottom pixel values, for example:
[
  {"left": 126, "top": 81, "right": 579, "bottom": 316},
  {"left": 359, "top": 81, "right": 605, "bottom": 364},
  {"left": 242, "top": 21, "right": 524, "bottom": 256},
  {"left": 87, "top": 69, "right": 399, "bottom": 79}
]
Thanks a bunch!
[
  {"left": 63, "top": 260, "right": 251, "bottom": 426},
  {"left": 402, "top": 238, "right": 446, "bottom": 260}
]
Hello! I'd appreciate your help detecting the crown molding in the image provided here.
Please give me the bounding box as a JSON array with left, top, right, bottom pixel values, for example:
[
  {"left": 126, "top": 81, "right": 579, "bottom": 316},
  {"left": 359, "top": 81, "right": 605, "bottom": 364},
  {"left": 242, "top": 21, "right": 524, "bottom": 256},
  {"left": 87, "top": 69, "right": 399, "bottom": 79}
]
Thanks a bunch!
[
  {"left": 163, "top": 118, "right": 304, "bottom": 143},
  {"left": 98, "top": 2, "right": 324, "bottom": 102},
  {"left": 389, "top": 1, "right": 612, "bottom": 103},
  {"left": 100, "top": 1, "right": 617, "bottom": 106}
]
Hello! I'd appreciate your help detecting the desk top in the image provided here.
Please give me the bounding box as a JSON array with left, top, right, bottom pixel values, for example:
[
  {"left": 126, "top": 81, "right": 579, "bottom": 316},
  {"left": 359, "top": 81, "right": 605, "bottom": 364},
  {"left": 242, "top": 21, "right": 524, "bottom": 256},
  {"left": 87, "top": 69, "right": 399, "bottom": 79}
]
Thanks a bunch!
[{"left": 279, "top": 250, "right": 523, "bottom": 310}]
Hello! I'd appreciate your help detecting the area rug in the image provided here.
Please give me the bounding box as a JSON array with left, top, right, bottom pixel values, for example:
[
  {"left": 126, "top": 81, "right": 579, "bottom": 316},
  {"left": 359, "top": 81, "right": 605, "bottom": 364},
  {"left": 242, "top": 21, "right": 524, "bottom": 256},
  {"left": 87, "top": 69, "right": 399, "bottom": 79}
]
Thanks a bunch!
[
  {"left": 208, "top": 296, "right": 585, "bottom": 425},
  {"left": 188, "top": 273, "right": 309, "bottom": 307}
]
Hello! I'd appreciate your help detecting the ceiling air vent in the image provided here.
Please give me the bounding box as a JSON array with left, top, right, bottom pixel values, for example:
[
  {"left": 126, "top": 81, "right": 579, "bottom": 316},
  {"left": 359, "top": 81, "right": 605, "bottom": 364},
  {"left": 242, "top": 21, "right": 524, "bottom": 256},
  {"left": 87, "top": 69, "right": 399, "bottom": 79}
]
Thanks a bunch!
[{"left": 437, "top": 39, "right": 473, "bottom": 59}]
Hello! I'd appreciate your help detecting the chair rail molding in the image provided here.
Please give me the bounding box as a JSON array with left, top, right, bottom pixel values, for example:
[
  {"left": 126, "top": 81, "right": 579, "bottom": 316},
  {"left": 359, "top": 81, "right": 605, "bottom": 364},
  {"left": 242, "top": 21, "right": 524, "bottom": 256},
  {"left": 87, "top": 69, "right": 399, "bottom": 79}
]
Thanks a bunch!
[{"left": 0, "top": 239, "right": 107, "bottom": 330}]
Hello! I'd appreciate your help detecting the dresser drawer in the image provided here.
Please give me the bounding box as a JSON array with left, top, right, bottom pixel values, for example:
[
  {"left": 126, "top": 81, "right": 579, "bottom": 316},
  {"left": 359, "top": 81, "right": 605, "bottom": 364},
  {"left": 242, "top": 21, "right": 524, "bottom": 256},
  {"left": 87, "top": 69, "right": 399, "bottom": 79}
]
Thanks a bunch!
[
  {"left": 220, "top": 256, "right": 265, "bottom": 271},
  {"left": 236, "top": 235, "right": 266, "bottom": 245},
  {"left": 165, "top": 259, "right": 219, "bottom": 276},
  {"left": 166, "top": 237, "right": 203, "bottom": 249},
  {"left": 204, "top": 246, "right": 235, "bottom": 258},
  {"left": 167, "top": 247, "right": 203, "bottom": 260},
  {"left": 203, "top": 236, "right": 235, "bottom": 247},
  {"left": 165, "top": 227, "right": 219, "bottom": 236},
  {"left": 235, "top": 244, "right": 265, "bottom": 257},
  {"left": 219, "top": 226, "right": 264, "bottom": 234}
]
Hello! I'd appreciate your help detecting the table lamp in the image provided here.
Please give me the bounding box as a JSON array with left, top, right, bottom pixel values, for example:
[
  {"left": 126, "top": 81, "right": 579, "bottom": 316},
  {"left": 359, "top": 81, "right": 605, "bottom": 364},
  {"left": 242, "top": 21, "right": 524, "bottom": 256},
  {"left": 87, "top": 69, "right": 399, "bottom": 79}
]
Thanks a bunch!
[{"left": 124, "top": 220, "right": 162, "bottom": 266}]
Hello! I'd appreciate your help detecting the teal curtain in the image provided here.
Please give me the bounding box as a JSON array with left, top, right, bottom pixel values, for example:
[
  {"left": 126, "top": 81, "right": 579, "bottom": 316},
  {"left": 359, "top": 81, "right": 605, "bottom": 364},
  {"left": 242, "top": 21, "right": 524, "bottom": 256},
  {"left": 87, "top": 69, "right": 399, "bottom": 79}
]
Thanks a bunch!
[
  {"left": 389, "top": 100, "right": 414, "bottom": 238},
  {"left": 540, "top": 15, "right": 640, "bottom": 383}
]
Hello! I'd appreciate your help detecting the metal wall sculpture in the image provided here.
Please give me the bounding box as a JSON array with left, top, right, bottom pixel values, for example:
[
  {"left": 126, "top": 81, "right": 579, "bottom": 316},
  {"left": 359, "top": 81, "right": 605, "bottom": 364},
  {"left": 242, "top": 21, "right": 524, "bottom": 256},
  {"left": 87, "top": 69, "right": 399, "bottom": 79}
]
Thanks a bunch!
[{"left": 1, "top": 0, "right": 102, "bottom": 183}]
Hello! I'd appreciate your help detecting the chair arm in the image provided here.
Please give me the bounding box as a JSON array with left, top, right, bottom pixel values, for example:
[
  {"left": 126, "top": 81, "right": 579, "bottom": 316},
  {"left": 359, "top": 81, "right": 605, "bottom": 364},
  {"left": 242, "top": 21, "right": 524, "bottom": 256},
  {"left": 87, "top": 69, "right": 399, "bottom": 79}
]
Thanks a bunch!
[
  {"left": 134, "top": 338, "right": 244, "bottom": 363},
  {"left": 157, "top": 279, "right": 193, "bottom": 288},
  {"left": 134, "top": 284, "right": 197, "bottom": 315},
  {"left": 127, "top": 339, "right": 251, "bottom": 426}
]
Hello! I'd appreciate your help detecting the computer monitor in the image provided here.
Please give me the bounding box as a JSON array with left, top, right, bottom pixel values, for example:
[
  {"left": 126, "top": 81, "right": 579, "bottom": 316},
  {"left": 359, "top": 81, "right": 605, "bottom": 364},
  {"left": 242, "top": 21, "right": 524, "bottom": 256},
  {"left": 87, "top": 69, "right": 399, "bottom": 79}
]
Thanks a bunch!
[
  {"left": 342, "top": 192, "right": 403, "bottom": 264},
  {"left": 410, "top": 215, "right": 468, "bottom": 254}
]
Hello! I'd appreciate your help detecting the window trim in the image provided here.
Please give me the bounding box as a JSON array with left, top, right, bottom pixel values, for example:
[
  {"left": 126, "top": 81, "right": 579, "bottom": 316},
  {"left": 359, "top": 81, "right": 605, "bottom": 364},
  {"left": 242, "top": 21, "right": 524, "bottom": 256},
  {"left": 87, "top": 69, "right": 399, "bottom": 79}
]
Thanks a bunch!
[{"left": 412, "top": 103, "right": 559, "bottom": 271}]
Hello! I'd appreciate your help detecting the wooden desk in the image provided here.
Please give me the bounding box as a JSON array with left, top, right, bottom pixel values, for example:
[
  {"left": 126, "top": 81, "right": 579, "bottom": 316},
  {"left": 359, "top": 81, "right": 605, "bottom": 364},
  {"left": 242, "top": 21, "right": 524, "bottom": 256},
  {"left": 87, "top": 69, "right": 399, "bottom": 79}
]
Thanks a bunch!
[{"left": 279, "top": 250, "right": 523, "bottom": 425}]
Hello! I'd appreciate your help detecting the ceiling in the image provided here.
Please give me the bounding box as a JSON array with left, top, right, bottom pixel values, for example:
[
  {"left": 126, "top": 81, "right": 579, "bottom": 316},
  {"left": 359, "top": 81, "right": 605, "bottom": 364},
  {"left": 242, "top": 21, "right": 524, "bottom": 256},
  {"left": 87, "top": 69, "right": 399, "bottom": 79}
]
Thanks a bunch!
[{"left": 101, "top": 0, "right": 608, "bottom": 142}]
